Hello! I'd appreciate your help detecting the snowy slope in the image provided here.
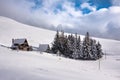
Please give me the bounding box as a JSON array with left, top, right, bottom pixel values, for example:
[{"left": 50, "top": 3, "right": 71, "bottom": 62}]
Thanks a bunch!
[
  {"left": 0, "top": 16, "right": 120, "bottom": 80},
  {"left": 0, "top": 16, "right": 55, "bottom": 47},
  {"left": 0, "top": 16, "right": 120, "bottom": 55}
]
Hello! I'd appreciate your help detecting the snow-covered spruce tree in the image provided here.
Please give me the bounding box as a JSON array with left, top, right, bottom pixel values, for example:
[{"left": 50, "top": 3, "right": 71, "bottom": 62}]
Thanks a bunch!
[
  {"left": 82, "top": 32, "right": 103, "bottom": 60},
  {"left": 51, "top": 30, "right": 60, "bottom": 54},
  {"left": 67, "top": 34, "right": 76, "bottom": 58},
  {"left": 58, "top": 31, "right": 68, "bottom": 56},
  {"left": 51, "top": 30, "right": 71, "bottom": 57},
  {"left": 72, "top": 33, "right": 82, "bottom": 59},
  {"left": 90, "top": 39, "right": 98, "bottom": 60},
  {"left": 96, "top": 42, "right": 103, "bottom": 59},
  {"left": 82, "top": 32, "right": 91, "bottom": 59},
  {"left": 76, "top": 35, "right": 82, "bottom": 59},
  {"left": 59, "top": 31, "right": 73, "bottom": 57},
  {"left": 71, "top": 33, "right": 77, "bottom": 59}
]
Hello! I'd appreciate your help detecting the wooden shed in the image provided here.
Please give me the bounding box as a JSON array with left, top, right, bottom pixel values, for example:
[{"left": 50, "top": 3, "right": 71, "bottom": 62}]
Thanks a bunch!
[
  {"left": 11, "top": 38, "right": 32, "bottom": 51},
  {"left": 39, "top": 44, "right": 49, "bottom": 52}
]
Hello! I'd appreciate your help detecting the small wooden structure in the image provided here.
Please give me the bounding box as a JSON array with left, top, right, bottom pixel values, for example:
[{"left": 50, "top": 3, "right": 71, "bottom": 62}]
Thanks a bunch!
[
  {"left": 39, "top": 44, "right": 48, "bottom": 52},
  {"left": 11, "top": 38, "right": 32, "bottom": 51}
]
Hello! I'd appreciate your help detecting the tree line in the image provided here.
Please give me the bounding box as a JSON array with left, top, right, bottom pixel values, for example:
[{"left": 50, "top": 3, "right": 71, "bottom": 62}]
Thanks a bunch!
[{"left": 49, "top": 31, "right": 103, "bottom": 60}]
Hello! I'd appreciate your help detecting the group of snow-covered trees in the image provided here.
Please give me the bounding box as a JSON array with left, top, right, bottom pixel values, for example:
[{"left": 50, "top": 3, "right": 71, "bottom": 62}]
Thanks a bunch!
[{"left": 51, "top": 31, "right": 103, "bottom": 60}]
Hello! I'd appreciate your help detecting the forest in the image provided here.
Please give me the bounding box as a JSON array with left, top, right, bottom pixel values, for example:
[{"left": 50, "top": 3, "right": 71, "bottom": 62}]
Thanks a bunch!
[{"left": 50, "top": 31, "right": 103, "bottom": 60}]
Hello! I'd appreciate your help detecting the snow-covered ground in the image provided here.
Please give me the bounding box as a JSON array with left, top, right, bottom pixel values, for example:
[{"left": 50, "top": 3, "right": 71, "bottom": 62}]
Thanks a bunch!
[{"left": 0, "top": 16, "right": 120, "bottom": 80}]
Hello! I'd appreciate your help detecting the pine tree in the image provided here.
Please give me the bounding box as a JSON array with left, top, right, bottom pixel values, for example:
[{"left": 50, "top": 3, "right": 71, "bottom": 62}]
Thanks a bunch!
[
  {"left": 67, "top": 34, "right": 74, "bottom": 58},
  {"left": 67, "top": 34, "right": 73, "bottom": 52},
  {"left": 56, "top": 31, "right": 70, "bottom": 57},
  {"left": 82, "top": 32, "right": 93, "bottom": 60},
  {"left": 72, "top": 33, "right": 82, "bottom": 59},
  {"left": 86, "top": 32, "right": 90, "bottom": 42},
  {"left": 72, "top": 33, "right": 77, "bottom": 59},
  {"left": 77, "top": 36, "right": 82, "bottom": 59},
  {"left": 91, "top": 39, "right": 98, "bottom": 60},
  {"left": 82, "top": 32, "right": 103, "bottom": 60},
  {"left": 51, "top": 30, "right": 60, "bottom": 54},
  {"left": 67, "top": 34, "right": 76, "bottom": 58},
  {"left": 59, "top": 31, "right": 65, "bottom": 54},
  {"left": 96, "top": 42, "right": 103, "bottom": 59}
]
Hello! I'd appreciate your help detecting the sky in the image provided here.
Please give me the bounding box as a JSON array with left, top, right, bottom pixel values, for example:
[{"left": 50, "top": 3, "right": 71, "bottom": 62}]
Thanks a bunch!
[{"left": 0, "top": 0, "right": 120, "bottom": 40}]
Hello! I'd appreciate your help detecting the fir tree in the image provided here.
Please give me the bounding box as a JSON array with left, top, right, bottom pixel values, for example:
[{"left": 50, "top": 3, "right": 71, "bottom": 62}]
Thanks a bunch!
[
  {"left": 77, "top": 36, "right": 82, "bottom": 58},
  {"left": 72, "top": 33, "right": 81, "bottom": 59},
  {"left": 67, "top": 34, "right": 74, "bottom": 57},
  {"left": 72, "top": 33, "right": 77, "bottom": 59},
  {"left": 96, "top": 42, "right": 103, "bottom": 59},
  {"left": 51, "top": 30, "right": 60, "bottom": 54},
  {"left": 59, "top": 31, "right": 67, "bottom": 56},
  {"left": 68, "top": 34, "right": 75, "bottom": 58},
  {"left": 90, "top": 39, "right": 98, "bottom": 60},
  {"left": 82, "top": 32, "right": 91, "bottom": 59}
]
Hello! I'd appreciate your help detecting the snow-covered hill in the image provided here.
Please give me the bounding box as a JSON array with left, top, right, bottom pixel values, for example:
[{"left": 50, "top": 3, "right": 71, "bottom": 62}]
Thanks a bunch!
[{"left": 0, "top": 16, "right": 120, "bottom": 80}]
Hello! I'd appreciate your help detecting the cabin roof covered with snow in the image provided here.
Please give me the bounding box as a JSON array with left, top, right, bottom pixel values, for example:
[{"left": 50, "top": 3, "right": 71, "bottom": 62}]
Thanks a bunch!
[{"left": 13, "top": 38, "right": 27, "bottom": 44}]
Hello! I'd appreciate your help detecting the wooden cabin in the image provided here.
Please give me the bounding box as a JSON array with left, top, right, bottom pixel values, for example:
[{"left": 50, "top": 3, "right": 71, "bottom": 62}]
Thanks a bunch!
[{"left": 11, "top": 38, "right": 32, "bottom": 51}]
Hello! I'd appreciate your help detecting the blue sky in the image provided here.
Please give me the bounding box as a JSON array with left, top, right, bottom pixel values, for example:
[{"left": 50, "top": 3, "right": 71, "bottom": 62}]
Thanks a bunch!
[
  {"left": 0, "top": 0, "right": 120, "bottom": 40},
  {"left": 31, "top": 0, "right": 112, "bottom": 14}
]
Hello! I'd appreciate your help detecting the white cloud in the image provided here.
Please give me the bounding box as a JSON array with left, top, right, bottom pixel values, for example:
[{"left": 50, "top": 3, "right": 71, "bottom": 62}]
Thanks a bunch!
[
  {"left": 109, "top": 6, "right": 120, "bottom": 14},
  {"left": 112, "top": 0, "right": 120, "bottom": 6},
  {"left": 81, "top": 2, "right": 96, "bottom": 12},
  {"left": 62, "top": 1, "right": 82, "bottom": 18},
  {"left": 0, "top": 0, "right": 120, "bottom": 40}
]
